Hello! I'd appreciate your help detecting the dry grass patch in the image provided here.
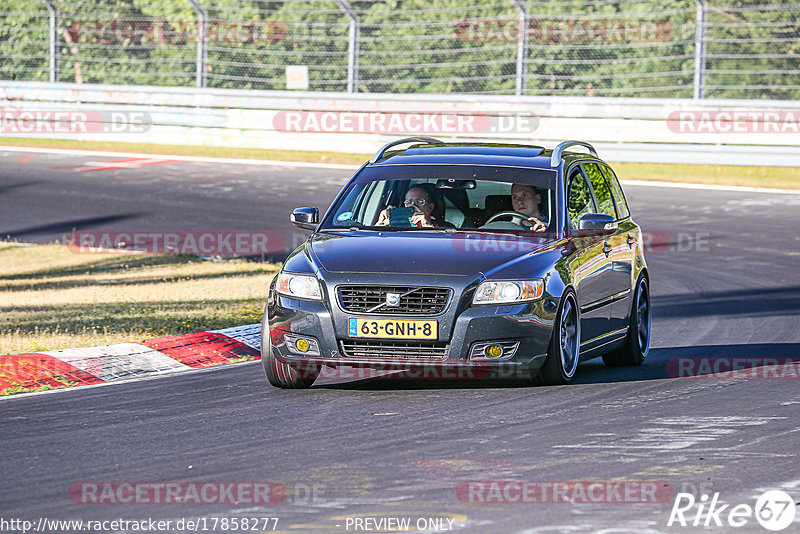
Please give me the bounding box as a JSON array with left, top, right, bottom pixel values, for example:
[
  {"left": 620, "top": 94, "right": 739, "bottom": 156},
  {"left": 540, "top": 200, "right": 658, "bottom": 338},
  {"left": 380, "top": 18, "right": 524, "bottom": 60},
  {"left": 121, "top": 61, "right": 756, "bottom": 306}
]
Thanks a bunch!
[
  {"left": 612, "top": 162, "right": 800, "bottom": 190},
  {"left": 1, "top": 137, "right": 797, "bottom": 189},
  {"left": 0, "top": 243, "right": 277, "bottom": 355},
  {"left": 0, "top": 137, "right": 368, "bottom": 165}
]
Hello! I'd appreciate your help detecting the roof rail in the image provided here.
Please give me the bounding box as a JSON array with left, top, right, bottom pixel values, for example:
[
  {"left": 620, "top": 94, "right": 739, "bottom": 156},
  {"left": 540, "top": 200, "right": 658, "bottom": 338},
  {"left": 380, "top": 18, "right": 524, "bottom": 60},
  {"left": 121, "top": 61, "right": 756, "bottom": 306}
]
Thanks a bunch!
[
  {"left": 550, "top": 140, "right": 598, "bottom": 168},
  {"left": 369, "top": 136, "right": 444, "bottom": 163}
]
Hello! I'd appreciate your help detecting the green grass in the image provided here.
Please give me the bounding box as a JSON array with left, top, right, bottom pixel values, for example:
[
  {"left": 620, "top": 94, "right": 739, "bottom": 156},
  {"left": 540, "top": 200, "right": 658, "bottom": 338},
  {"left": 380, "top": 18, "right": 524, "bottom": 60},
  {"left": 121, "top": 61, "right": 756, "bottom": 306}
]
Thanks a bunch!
[
  {"left": 0, "top": 384, "right": 54, "bottom": 396},
  {"left": 0, "top": 242, "right": 277, "bottom": 355}
]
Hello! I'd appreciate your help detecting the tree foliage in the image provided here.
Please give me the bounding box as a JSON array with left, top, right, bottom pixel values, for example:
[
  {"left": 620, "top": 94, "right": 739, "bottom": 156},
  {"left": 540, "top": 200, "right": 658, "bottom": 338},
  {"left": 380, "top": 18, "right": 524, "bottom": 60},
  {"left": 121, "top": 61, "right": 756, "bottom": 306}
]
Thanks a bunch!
[{"left": 0, "top": 0, "right": 796, "bottom": 99}]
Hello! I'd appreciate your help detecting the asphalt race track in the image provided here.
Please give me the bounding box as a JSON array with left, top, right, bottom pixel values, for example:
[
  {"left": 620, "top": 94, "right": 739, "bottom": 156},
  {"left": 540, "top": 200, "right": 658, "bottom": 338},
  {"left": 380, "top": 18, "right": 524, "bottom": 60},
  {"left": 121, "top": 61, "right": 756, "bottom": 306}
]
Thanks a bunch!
[{"left": 2, "top": 149, "right": 800, "bottom": 533}]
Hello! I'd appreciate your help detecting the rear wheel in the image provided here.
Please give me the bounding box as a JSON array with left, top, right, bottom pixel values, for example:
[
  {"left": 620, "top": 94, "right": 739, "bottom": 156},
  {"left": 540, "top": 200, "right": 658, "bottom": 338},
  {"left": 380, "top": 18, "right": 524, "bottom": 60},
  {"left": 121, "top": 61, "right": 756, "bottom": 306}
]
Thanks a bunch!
[
  {"left": 603, "top": 275, "right": 650, "bottom": 367},
  {"left": 261, "top": 317, "right": 318, "bottom": 389},
  {"left": 537, "top": 291, "right": 580, "bottom": 386}
]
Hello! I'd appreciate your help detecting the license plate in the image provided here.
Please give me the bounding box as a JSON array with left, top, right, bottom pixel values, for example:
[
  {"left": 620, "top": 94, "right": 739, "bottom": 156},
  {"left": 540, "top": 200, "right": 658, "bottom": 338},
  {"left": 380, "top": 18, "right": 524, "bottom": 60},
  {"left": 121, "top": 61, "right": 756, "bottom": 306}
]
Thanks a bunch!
[{"left": 348, "top": 318, "right": 437, "bottom": 340}]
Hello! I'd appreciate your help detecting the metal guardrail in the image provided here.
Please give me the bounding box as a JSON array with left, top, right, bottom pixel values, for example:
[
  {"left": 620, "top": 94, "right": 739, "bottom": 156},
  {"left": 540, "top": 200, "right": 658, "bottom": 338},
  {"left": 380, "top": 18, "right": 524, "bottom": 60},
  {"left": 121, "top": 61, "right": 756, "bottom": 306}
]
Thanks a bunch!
[{"left": 2, "top": 82, "right": 799, "bottom": 166}]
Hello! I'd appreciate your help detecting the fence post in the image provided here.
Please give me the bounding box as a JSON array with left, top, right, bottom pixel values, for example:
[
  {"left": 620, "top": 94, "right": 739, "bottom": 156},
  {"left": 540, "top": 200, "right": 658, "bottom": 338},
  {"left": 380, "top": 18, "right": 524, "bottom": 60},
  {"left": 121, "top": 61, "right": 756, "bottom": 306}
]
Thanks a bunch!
[
  {"left": 42, "top": 0, "right": 59, "bottom": 82},
  {"left": 511, "top": 0, "right": 528, "bottom": 96},
  {"left": 693, "top": 0, "right": 707, "bottom": 99},
  {"left": 335, "top": 0, "right": 359, "bottom": 93},
  {"left": 188, "top": 0, "right": 207, "bottom": 88}
]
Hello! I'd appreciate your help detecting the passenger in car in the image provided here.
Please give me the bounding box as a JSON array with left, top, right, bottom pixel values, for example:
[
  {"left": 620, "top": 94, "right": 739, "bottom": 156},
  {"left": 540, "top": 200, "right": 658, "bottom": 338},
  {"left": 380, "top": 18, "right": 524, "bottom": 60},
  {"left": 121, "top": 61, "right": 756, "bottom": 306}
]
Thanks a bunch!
[
  {"left": 376, "top": 184, "right": 454, "bottom": 228},
  {"left": 511, "top": 183, "right": 548, "bottom": 232}
]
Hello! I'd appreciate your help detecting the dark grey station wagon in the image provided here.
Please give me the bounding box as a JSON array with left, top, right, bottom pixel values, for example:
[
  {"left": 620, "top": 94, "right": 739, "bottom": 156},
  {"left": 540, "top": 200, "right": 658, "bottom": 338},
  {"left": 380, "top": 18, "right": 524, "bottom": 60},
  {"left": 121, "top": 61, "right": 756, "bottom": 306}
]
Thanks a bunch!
[{"left": 262, "top": 138, "right": 651, "bottom": 388}]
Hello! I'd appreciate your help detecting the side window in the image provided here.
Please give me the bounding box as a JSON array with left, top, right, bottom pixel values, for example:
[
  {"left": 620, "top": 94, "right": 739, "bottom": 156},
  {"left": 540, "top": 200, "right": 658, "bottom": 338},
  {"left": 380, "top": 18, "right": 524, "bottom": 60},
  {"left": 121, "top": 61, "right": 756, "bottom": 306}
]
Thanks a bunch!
[
  {"left": 567, "top": 169, "right": 594, "bottom": 229},
  {"left": 583, "top": 163, "right": 617, "bottom": 218},
  {"left": 600, "top": 164, "right": 630, "bottom": 219}
]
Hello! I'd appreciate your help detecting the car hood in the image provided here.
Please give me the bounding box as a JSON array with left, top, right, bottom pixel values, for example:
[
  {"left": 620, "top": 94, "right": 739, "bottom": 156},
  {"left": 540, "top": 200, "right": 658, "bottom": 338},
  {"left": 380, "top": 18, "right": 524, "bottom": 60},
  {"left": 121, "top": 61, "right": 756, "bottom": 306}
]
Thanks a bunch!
[{"left": 309, "top": 231, "right": 555, "bottom": 276}]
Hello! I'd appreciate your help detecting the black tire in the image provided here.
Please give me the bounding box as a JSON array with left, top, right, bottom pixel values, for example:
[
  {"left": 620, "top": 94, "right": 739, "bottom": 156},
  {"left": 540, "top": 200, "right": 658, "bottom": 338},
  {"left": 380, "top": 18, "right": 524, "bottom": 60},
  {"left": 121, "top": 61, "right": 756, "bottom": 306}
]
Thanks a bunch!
[
  {"left": 603, "top": 275, "right": 651, "bottom": 367},
  {"left": 261, "top": 316, "right": 319, "bottom": 389},
  {"left": 537, "top": 290, "right": 581, "bottom": 386}
]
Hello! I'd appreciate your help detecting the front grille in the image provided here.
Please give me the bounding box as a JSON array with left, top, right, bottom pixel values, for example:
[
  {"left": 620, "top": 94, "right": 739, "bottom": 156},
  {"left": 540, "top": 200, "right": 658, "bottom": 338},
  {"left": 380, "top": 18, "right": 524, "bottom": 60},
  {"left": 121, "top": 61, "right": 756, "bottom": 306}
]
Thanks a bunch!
[
  {"left": 339, "top": 339, "right": 449, "bottom": 360},
  {"left": 337, "top": 285, "right": 451, "bottom": 315}
]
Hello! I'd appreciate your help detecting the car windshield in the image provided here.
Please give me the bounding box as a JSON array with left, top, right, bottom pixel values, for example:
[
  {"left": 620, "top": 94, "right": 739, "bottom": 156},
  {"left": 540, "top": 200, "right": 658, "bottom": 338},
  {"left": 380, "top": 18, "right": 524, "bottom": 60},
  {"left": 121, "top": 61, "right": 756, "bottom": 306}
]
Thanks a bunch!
[{"left": 321, "top": 164, "right": 557, "bottom": 234}]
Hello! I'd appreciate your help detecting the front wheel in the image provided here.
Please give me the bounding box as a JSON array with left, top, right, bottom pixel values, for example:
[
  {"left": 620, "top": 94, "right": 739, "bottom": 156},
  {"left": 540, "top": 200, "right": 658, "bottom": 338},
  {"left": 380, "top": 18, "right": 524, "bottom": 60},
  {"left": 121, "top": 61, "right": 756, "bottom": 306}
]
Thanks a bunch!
[
  {"left": 261, "top": 316, "right": 318, "bottom": 389},
  {"left": 537, "top": 291, "right": 581, "bottom": 386},
  {"left": 603, "top": 275, "right": 651, "bottom": 367}
]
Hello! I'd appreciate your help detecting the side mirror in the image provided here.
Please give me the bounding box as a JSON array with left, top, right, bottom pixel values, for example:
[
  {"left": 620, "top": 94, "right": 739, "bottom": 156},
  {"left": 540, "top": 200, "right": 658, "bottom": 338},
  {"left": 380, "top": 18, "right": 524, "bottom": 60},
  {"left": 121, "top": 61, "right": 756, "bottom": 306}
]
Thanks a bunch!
[
  {"left": 578, "top": 213, "right": 617, "bottom": 233},
  {"left": 290, "top": 207, "right": 319, "bottom": 231}
]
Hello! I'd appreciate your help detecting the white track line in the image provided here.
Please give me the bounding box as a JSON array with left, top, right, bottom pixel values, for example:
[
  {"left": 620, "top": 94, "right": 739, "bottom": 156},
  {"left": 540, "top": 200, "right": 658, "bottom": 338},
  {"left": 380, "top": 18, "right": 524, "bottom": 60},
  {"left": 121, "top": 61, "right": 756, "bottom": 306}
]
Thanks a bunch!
[
  {"left": 2, "top": 145, "right": 797, "bottom": 194},
  {"left": 0, "top": 145, "right": 360, "bottom": 170}
]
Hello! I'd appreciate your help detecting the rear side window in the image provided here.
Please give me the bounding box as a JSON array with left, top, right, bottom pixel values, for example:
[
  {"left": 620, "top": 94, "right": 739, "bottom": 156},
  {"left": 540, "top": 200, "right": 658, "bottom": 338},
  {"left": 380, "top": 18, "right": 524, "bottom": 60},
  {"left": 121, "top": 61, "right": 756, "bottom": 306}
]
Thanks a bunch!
[
  {"left": 600, "top": 164, "right": 630, "bottom": 219},
  {"left": 566, "top": 169, "right": 594, "bottom": 229},
  {"left": 583, "top": 163, "right": 617, "bottom": 218}
]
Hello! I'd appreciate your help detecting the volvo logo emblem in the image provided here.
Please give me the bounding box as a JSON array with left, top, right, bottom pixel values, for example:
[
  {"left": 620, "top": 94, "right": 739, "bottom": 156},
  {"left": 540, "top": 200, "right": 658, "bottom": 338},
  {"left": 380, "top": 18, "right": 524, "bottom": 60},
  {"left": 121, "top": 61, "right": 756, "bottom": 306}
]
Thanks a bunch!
[{"left": 386, "top": 293, "right": 401, "bottom": 307}]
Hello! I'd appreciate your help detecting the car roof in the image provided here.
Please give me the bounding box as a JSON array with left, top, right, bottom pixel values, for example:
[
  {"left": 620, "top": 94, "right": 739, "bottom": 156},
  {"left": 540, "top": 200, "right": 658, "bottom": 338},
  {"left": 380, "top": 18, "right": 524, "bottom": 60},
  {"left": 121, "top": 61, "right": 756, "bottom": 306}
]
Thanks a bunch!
[{"left": 370, "top": 142, "right": 600, "bottom": 169}]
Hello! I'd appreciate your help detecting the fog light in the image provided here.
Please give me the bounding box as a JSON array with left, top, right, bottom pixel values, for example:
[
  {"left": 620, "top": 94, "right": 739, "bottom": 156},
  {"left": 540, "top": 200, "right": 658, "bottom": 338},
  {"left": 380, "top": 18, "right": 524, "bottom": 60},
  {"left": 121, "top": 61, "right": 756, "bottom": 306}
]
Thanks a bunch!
[
  {"left": 485, "top": 344, "right": 503, "bottom": 358},
  {"left": 295, "top": 339, "right": 310, "bottom": 353},
  {"left": 470, "top": 341, "right": 520, "bottom": 361}
]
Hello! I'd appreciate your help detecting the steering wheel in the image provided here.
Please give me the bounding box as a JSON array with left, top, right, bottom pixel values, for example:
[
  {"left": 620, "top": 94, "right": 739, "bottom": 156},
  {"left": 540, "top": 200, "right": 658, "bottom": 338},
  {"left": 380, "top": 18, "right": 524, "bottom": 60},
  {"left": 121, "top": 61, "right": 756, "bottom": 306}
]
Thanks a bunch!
[{"left": 485, "top": 210, "right": 530, "bottom": 226}]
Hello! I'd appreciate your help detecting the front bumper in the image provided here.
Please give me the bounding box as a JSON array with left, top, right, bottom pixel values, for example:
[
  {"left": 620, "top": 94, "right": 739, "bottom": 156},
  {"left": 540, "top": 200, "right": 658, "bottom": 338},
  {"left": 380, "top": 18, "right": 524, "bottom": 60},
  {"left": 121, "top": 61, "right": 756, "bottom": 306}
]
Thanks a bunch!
[{"left": 264, "top": 282, "right": 558, "bottom": 379}]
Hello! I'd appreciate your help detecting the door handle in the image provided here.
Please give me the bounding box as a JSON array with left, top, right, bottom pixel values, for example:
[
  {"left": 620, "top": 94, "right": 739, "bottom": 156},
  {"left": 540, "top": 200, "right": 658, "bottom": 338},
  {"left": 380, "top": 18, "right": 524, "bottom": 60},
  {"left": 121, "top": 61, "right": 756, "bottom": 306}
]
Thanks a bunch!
[
  {"left": 626, "top": 234, "right": 635, "bottom": 248},
  {"left": 602, "top": 243, "right": 612, "bottom": 257}
]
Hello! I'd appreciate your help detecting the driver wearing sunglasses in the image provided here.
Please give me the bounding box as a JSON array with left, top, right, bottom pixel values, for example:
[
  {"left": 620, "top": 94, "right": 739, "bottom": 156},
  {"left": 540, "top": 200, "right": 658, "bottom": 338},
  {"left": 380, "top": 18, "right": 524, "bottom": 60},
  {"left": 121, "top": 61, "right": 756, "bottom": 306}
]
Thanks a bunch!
[{"left": 376, "top": 185, "right": 441, "bottom": 227}]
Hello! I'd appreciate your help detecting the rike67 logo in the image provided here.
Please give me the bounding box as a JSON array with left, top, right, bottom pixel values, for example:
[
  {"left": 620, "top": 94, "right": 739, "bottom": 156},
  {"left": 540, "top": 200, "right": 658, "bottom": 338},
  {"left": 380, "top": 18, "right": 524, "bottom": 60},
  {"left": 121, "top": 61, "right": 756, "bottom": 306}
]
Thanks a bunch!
[{"left": 668, "top": 490, "right": 796, "bottom": 531}]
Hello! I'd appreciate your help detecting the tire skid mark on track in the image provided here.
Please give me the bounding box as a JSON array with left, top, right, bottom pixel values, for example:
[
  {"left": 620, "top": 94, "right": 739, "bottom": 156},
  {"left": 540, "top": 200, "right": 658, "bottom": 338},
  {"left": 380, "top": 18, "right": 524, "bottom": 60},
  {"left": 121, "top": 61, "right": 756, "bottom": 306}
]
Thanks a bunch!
[{"left": 554, "top": 416, "right": 783, "bottom": 451}]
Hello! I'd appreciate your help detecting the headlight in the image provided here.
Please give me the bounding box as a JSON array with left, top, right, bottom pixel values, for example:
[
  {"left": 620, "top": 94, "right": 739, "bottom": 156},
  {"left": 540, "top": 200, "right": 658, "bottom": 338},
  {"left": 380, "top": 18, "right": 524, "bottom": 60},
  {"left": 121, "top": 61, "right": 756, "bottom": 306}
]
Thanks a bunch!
[
  {"left": 276, "top": 272, "right": 322, "bottom": 301},
  {"left": 472, "top": 280, "right": 543, "bottom": 305}
]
